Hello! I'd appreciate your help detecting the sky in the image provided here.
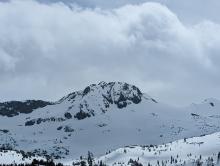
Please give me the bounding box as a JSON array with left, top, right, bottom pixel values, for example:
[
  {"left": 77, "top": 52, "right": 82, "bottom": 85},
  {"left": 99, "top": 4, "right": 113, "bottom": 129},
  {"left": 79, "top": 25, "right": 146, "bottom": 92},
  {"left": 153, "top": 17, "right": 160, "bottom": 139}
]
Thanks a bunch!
[{"left": 1, "top": 0, "right": 220, "bottom": 106}]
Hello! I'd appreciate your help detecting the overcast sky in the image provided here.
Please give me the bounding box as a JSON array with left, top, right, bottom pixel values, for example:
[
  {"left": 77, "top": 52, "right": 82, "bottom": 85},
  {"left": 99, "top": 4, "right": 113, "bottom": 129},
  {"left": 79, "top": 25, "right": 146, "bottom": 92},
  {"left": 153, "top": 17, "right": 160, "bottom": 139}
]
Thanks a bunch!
[{"left": 1, "top": 0, "right": 220, "bottom": 106}]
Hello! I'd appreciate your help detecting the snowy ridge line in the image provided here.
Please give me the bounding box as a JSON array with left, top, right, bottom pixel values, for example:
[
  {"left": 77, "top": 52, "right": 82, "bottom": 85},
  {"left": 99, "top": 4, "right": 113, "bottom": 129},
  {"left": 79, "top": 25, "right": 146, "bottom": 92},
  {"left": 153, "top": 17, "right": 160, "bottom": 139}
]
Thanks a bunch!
[{"left": 68, "top": 132, "right": 220, "bottom": 166}]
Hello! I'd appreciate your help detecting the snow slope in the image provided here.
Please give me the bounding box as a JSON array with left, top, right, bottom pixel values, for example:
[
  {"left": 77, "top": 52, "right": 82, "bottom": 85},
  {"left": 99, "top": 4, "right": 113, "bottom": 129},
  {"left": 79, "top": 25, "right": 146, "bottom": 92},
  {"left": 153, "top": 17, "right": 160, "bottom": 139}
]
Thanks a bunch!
[
  {"left": 0, "top": 82, "right": 220, "bottom": 162},
  {"left": 91, "top": 132, "right": 220, "bottom": 166},
  {"left": 0, "top": 150, "right": 44, "bottom": 164}
]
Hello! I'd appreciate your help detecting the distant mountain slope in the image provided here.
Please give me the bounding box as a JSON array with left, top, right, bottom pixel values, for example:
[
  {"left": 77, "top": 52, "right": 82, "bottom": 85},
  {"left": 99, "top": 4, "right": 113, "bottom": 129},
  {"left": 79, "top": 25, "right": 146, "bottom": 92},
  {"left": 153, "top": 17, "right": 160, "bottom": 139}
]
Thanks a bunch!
[
  {"left": 0, "top": 82, "right": 220, "bottom": 162},
  {"left": 0, "top": 100, "right": 53, "bottom": 117}
]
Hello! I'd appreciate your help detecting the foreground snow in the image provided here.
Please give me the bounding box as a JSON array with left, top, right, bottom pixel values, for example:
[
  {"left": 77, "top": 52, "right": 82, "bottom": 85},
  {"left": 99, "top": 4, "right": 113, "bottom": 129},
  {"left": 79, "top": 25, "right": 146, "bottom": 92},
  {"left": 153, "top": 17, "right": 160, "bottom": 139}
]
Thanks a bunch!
[
  {"left": 68, "top": 132, "right": 220, "bottom": 166},
  {"left": 0, "top": 150, "right": 44, "bottom": 164}
]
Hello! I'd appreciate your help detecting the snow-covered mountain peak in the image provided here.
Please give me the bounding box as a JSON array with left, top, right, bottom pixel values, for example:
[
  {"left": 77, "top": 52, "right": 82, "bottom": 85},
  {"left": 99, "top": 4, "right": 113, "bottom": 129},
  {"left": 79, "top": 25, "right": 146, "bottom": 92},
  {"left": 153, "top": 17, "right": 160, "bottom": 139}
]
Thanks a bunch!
[
  {"left": 58, "top": 81, "right": 155, "bottom": 120},
  {"left": 83, "top": 81, "right": 144, "bottom": 105},
  {"left": 62, "top": 81, "right": 144, "bottom": 102}
]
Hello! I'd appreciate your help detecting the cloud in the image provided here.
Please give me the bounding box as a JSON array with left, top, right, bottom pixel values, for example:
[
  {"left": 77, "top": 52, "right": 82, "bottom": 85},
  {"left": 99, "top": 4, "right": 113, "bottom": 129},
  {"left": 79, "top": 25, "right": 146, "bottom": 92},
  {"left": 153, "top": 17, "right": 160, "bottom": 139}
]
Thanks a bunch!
[
  {"left": 0, "top": 0, "right": 220, "bottom": 106},
  {"left": 37, "top": 0, "right": 220, "bottom": 24}
]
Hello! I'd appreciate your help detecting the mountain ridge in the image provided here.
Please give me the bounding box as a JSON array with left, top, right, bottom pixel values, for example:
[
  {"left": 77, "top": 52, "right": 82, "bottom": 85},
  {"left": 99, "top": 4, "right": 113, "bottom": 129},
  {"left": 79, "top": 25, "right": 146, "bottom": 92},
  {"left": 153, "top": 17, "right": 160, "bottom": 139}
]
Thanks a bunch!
[
  {"left": 0, "top": 81, "right": 157, "bottom": 118},
  {"left": 0, "top": 81, "right": 220, "bottom": 163}
]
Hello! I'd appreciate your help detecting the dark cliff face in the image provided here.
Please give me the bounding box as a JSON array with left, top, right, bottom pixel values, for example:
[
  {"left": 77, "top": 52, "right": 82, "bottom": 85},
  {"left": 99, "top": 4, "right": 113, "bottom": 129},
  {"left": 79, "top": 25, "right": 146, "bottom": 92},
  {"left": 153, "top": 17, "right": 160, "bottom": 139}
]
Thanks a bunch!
[
  {"left": 99, "top": 82, "right": 143, "bottom": 109},
  {"left": 0, "top": 100, "right": 53, "bottom": 117}
]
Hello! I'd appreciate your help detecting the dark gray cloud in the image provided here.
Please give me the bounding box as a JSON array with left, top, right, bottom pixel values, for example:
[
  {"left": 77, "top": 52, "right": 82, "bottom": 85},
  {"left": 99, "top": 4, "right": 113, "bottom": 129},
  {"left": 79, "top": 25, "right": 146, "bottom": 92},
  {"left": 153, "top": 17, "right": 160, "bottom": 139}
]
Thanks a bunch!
[{"left": 0, "top": 0, "right": 220, "bottom": 106}]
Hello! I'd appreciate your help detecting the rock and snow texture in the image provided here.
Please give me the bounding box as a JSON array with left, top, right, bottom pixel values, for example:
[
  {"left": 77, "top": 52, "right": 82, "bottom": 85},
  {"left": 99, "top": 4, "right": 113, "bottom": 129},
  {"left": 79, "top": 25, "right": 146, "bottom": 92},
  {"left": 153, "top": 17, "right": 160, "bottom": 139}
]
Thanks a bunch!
[
  {"left": 58, "top": 81, "right": 148, "bottom": 118},
  {"left": 0, "top": 82, "right": 220, "bottom": 163}
]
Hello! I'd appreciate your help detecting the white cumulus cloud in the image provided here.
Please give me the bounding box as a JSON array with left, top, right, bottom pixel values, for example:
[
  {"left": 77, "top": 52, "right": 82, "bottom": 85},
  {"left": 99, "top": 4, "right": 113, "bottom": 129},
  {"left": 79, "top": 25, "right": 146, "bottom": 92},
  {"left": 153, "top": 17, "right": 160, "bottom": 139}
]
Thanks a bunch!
[{"left": 0, "top": 0, "right": 220, "bottom": 106}]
